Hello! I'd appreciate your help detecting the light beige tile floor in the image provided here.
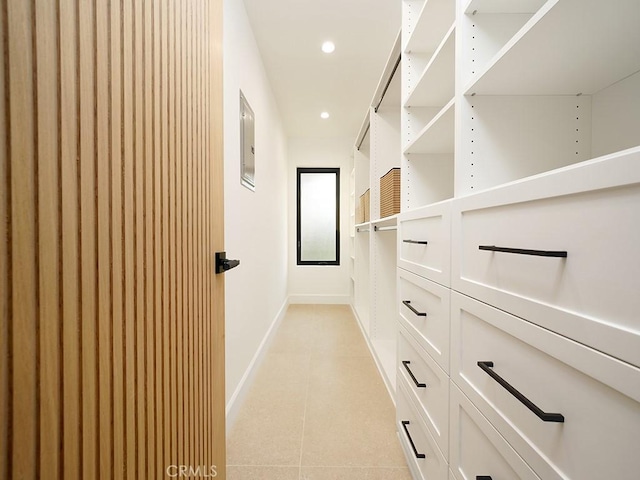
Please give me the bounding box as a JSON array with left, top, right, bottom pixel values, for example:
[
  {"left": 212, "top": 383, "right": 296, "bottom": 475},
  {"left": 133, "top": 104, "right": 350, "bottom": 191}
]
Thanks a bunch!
[{"left": 227, "top": 304, "right": 412, "bottom": 480}]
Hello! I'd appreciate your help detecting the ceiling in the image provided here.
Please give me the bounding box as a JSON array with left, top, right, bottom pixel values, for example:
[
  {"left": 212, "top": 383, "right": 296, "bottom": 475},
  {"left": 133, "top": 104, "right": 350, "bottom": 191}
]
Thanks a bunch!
[{"left": 241, "top": 0, "right": 401, "bottom": 140}]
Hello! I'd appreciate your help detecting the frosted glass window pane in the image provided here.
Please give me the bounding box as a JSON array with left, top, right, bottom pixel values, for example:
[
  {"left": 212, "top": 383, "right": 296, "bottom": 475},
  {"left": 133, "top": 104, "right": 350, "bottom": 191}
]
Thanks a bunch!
[
  {"left": 297, "top": 168, "right": 340, "bottom": 265},
  {"left": 300, "top": 174, "right": 336, "bottom": 261}
]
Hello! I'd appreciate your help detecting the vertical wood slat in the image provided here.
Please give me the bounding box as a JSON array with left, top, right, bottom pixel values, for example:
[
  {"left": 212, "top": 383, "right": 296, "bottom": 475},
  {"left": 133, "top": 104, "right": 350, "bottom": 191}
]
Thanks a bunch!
[
  {"left": 121, "top": 0, "right": 136, "bottom": 474},
  {"left": 153, "top": 0, "right": 164, "bottom": 475},
  {"left": 143, "top": 0, "right": 156, "bottom": 478},
  {"left": 161, "top": 0, "right": 171, "bottom": 470},
  {"left": 60, "top": 0, "right": 81, "bottom": 478},
  {"left": 168, "top": 0, "right": 177, "bottom": 467},
  {"left": 79, "top": 0, "right": 98, "bottom": 477},
  {"left": 214, "top": 1, "right": 224, "bottom": 471},
  {"left": 176, "top": 0, "right": 185, "bottom": 467},
  {"left": 7, "top": 0, "right": 38, "bottom": 478},
  {"left": 204, "top": 2, "right": 212, "bottom": 467},
  {"left": 211, "top": 0, "right": 226, "bottom": 475},
  {"left": 0, "top": 1, "right": 9, "bottom": 477},
  {"left": 1, "top": 1, "right": 225, "bottom": 478},
  {"left": 110, "top": 0, "right": 125, "bottom": 475},
  {"left": 133, "top": 0, "right": 146, "bottom": 477},
  {"left": 182, "top": 0, "right": 189, "bottom": 466},
  {"left": 95, "top": 0, "right": 112, "bottom": 478},
  {"left": 34, "top": 0, "right": 61, "bottom": 477},
  {"left": 197, "top": 0, "right": 204, "bottom": 462},
  {"left": 192, "top": 1, "right": 198, "bottom": 465},
  {"left": 193, "top": 2, "right": 200, "bottom": 467}
]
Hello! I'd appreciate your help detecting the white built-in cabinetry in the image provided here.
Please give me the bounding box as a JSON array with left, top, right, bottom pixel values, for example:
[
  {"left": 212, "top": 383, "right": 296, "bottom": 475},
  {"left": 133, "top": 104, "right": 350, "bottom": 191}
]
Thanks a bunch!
[
  {"left": 352, "top": 32, "right": 403, "bottom": 395},
  {"left": 351, "top": 0, "right": 640, "bottom": 479}
]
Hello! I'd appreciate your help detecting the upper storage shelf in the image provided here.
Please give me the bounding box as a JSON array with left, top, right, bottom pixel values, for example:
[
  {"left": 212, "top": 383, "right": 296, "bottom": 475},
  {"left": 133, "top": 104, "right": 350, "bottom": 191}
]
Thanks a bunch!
[
  {"left": 404, "top": 98, "right": 454, "bottom": 154},
  {"left": 463, "top": 0, "right": 547, "bottom": 14},
  {"left": 404, "top": 0, "right": 456, "bottom": 54},
  {"left": 464, "top": 0, "right": 640, "bottom": 95},
  {"left": 404, "top": 23, "right": 455, "bottom": 107}
]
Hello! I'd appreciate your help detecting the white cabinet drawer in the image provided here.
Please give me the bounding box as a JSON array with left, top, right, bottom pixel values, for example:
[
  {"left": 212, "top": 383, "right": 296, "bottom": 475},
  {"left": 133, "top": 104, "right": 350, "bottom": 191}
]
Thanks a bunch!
[
  {"left": 398, "top": 325, "right": 449, "bottom": 458},
  {"left": 451, "top": 291, "right": 640, "bottom": 480},
  {"left": 397, "top": 381, "right": 448, "bottom": 480},
  {"left": 451, "top": 151, "right": 640, "bottom": 367},
  {"left": 398, "top": 268, "right": 451, "bottom": 373},
  {"left": 398, "top": 200, "right": 451, "bottom": 287},
  {"left": 450, "top": 383, "right": 540, "bottom": 480}
]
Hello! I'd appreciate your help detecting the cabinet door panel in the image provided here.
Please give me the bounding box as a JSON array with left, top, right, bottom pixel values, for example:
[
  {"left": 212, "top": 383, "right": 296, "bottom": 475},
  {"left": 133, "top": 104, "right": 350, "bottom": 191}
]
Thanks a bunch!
[
  {"left": 397, "top": 381, "right": 449, "bottom": 480},
  {"left": 398, "top": 201, "right": 451, "bottom": 287},
  {"left": 398, "top": 326, "right": 449, "bottom": 457},
  {"left": 451, "top": 291, "right": 640, "bottom": 480},
  {"left": 452, "top": 150, "right": 640, "bottom": 367},
  {"left": 450, "top": 383, "right": 541, "bottom": 480},
  {"left": 399, "top": 268, "right": 451, "bottom": 373}
]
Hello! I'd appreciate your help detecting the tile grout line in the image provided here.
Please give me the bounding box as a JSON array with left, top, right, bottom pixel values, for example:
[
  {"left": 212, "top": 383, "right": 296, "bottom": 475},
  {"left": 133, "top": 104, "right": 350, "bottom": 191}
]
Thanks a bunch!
[
  {"left": 297, "top": 307, "right": 318, "bottom": 480},
  {"left": 297, "top": 350, "right": 313, "bottom": 480}
]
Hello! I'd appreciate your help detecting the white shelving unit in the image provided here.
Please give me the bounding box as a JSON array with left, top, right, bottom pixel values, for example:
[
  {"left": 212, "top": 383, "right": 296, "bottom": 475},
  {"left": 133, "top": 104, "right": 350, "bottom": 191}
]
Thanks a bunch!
[
  {"left": 394, "top": 1, "right": 640, "bottom": 479},
  {"left": 370, "top": 215, "right": 399, "bottom": 390},
  {"left": 351, "top": 31, "right": 403, "bottom": 398},
  {"left": 402, "top": 0, "right": 456, "bottom": 210},
  {"left": 456, "top": 0, "right": 640, "bottom": 195},
  {"left": 353, "top": 121, "right": 371, "bottom": 336}
]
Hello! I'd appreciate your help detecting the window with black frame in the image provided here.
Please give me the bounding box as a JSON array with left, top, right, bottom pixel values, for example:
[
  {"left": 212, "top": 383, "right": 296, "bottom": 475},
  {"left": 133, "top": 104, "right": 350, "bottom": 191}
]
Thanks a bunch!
[{"left": 296, "top": 168, "right": 340, "bottom": 265}]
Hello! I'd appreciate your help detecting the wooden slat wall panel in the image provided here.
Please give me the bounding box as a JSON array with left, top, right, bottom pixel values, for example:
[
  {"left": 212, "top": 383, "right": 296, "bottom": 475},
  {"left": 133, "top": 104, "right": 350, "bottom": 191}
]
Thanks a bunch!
[{"left": 0, "top": 1, "right": 225, "bottom": 478}]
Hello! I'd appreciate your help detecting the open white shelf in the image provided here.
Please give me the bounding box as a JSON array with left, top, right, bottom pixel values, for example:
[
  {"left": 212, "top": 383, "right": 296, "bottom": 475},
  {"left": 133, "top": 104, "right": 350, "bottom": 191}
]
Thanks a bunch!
[
  {"left": 464, "top": 0, "right": 546, "bottom": 14},
  {"left": 403, "top": 153, "right": 454, "bottom": 209},
  {"left": 372, "top": 338, "right": 397, "bottom": 395},
  {"left": 404, "top": 98, "right": 454, "bottom": 154},
  {"left": 465, "top": 0, "right": 640, "bottom": 95},
  {"left": 372, "top": 215, "right": 398, "bottom": 229},
  {"left": 404, "top": 0, "right": 456, "bottom": 54},
  {"left": 405, "top": 23, "right": 455, "bottom": 107}
]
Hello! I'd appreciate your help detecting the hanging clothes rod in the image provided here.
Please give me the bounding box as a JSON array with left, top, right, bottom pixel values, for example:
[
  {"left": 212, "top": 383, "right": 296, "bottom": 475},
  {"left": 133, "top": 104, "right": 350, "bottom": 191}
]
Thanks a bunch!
[
  {"left": 374, "top": 53, "right": 401, "bottom": 113},
  {"left": 356, "top": 227, "right": 371, "bottom": 233},
  {"left": 374, "top": 225, "right": 397, "bottom": 232},
  {"left": 356, "top": 122, "right": 370, "bottom": 151}
]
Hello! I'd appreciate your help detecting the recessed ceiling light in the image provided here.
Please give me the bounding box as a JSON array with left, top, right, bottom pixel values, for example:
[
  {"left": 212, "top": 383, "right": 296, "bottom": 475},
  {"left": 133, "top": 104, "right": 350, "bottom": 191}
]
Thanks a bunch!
[
  {"left": 320, "top": 112, "right": 330, "bottom": 119},
  {"left": 321, "top": 41, "right": 335, "bottom": 54}
]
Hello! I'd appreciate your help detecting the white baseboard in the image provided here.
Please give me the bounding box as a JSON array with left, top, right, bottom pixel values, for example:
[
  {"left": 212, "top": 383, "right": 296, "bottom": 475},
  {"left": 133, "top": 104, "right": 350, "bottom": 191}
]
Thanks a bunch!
[
  {"left": 288, "top": 294, "right": 351, "bottom": 304},
  {"left": 225, "top": 297, "right": 290, "bottom": 433}
]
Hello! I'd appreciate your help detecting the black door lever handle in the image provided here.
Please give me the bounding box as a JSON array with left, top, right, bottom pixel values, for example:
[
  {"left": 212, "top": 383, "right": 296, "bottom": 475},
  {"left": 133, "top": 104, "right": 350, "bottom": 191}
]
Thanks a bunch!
[{"left": 215, "top": 252, "right": 240, "bottom": 274}]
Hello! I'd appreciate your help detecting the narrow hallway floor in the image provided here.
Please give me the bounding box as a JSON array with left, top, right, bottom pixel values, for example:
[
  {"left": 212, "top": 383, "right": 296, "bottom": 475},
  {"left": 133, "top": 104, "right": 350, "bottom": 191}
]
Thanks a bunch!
[{"left": 227, "top": 304, "right": 412, "bottom": 480}]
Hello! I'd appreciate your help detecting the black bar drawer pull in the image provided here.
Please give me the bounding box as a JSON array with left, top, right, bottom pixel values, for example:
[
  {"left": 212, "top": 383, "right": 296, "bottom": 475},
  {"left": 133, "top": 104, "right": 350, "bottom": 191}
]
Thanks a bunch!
[
  {"left": 479, "top": 245, "right": 567, "bottom": 258},
  {"left": 402, "top": 361, "right": 427, "bottom": 388},
  {"left": 477, "top": 361, "right": 565, "bottom": 423},
  {"left": 476, "top": 477, "right": 493, "bottom": 480},
  {"left": 403, "top": 239, "right": 428, "bottom": 245},
  {"left": 401, "top": 421, "right": 426, "bottom": 459},
  {"left": 402, "top": 300, "right": 427, "bottom": 317}
]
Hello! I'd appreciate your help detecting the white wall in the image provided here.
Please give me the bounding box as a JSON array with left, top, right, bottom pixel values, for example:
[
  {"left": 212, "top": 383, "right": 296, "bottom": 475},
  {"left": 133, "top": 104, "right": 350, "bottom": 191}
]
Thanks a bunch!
[
  {"left": 223, "top": 0, "right": 289, "bottom": 417},
  {"left": 287, "top": 137, "right": 353, "bottom": 303}
]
